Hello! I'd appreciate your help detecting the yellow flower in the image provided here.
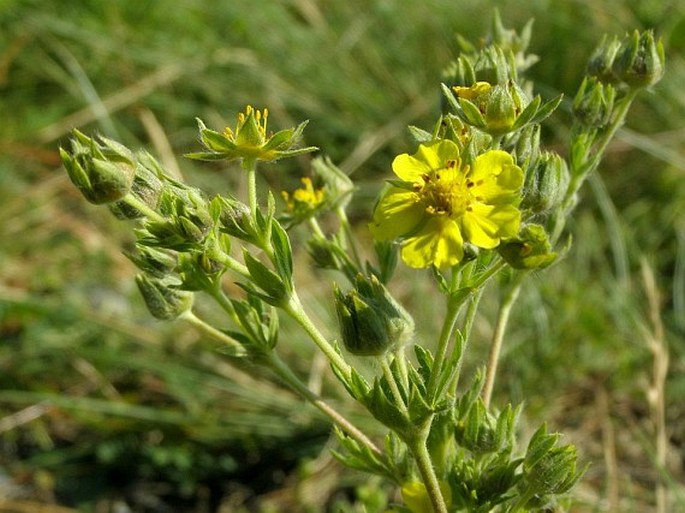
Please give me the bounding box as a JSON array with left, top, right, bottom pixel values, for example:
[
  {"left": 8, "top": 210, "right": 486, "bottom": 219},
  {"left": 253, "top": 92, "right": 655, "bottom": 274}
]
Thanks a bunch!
[
  {"left": 282, "top": 176, "right": 325, "bottom": 216},
  {"left": 187, "top": 105, "right": 317, "bottom": 168},
  {"left": 453, "top": 81, "right": 492, "bottom": 100},
  {"left": 370, "top": 140, "right": 523, "bottom": 269}
]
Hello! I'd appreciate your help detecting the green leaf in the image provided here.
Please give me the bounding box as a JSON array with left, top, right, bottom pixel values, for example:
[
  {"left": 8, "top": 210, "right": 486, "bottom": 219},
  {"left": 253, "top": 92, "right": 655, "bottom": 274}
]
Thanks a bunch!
[
  {"left": 242, "top": 251, "right": 288, "bottom": 304},
  {"left": 270, "top": 222, "right": 293, "bottom": 290},
  {"left": 408, "top": 125, "right": 434, "bottom": 143},
  {"left": 530, "top": 94, "right": 563, "bottom": 125},
  {"left": 441, "top": 83, "right": 461, "bottom": 113}
]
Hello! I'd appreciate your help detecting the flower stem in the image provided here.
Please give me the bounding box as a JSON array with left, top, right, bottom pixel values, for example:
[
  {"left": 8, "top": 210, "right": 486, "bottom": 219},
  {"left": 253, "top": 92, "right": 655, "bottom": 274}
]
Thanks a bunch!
[
  {"left": 381, "top": 355, "right": 409, "bottom": 417},
  {"left": 265, "top": 352, "right": 382, "bottom": 456},
  {"left": 447, "top": 287, "right": 484, "bottom": 396},
  {"left": 183, "top": 306, "right": 381, "bottom": 458},
  {"left": 123, "top": 194, "right": 166, "bottom": 224},
  {"left": 336, "top": 206, "right": 363, "bottom": 270},
  {"left": 246, "top": 160, "right": 258, "bottom": 216},
  {"left": 482, "top": 274, "right": 523, "bottom": 408},
  {"left": 426, "top": 291, "right": 464, "bottom": 402},
  {"left": 285, "top": 293, "right": 352, "bottom": 379},
  {"left": 180, "top": 310, "right": 246, "bottom": 355}
]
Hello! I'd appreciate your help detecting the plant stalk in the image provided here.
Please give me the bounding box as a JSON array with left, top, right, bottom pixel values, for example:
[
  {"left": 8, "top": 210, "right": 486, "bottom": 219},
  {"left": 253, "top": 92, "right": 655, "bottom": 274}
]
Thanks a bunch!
[{"left": 482, "top": 275, "right": 523, "bottom": 408}]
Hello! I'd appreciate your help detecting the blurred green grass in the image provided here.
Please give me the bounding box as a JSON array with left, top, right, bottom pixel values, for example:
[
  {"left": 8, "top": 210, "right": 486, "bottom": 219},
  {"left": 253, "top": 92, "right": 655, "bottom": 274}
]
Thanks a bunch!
[{"left": 1, "top": 0, "right": 684, "bottom": 511}]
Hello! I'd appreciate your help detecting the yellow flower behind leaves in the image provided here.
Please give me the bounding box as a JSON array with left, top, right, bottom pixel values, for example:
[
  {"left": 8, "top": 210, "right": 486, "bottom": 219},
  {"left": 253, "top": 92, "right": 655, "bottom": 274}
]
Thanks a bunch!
[
  {"left": 370, "top": 140, "right": 523, "bottom": 269},
  {"left": 283, "top": 176, "right": 325, "bottom": 210},
  {"left": 281, "top": 177, "right": 325, "bottom": 220}
]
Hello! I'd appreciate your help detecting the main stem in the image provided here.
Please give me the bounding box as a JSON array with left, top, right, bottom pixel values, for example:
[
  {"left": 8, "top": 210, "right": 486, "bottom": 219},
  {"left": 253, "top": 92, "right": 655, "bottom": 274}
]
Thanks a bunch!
[{"left": 409, "top": 434, "right": 449, "bottom": 513}]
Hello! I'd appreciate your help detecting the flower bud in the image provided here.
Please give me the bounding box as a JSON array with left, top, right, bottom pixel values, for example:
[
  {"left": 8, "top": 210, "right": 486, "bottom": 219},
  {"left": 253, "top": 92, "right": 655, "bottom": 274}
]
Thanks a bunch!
[
  {"left": 523, "top": 426, "right": 583, "bottom": 495},
  {"left": 109, "top": 156, "right": 165, "bottom": 219},
  {"left": 572, "top": 77, "right": 616, "bottom": 127},
  {"left": 334, "top": 275, "right": 414, "bottom": 356},
  {"left": 612, "top": 30, "right": 665, "bottom": 88},
  {"left": 135, "top": 274, "right": 193, "bottom": 320},
  {"left": 522, "top": 151, "right": 569, "bottom": 213},
  {"left": 217, "top": 196, "right": 255, "bottom": 242},
  {"left": 587, "top": 34, "right": 621, "bottom": 83},
  {"left": 454, "top": 81, "right": 530, "bottom": 136},
  {"left": 126, "top": 245, "right": 178, "bottom": 277},
  {"left": 60, "top": 130, "right": 136, "bottom": 205},
  {"left": 498, "top": 224, "right": 557, "bottom": 270},
  {"left": 513, "top": 124, "right": 541, "bottom": 170}
]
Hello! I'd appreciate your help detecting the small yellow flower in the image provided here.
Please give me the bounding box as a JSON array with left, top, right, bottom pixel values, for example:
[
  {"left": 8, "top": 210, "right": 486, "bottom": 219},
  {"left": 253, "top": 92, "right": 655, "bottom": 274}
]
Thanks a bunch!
[
  {"left": 281, "top": 177, "right": 326, "bottom": 224},
  {"left": 187, "top": 105, "right": 317, "bottom": 167},
  {"left": 453, "top": 81, "right": 492, "bottom": 100},
  {"left": 370, "top": 140, "right": 523, "bottom": 269}
]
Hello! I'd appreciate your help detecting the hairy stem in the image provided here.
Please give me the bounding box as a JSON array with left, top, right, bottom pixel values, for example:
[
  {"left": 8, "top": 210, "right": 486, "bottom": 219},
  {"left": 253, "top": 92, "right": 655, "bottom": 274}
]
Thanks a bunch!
[
  {"left": 337, "top": 206, "right": 363, "bottom": 270},
  {"left": 426, "top": 291, "right": 464, "bottom": 402},
  {"left": 266, "top": 352, "right": 382, "bottom": 456},
  {"left": 381, "top": 355, "right": 409, "bottom": 417},
  {"left": 180, "top": 310, "right": 245, "bottom": 355},
  {"left": 482, "top": 275, "right": 523, "bottom": 408},
  {"left": 409, "top": 435, "right": 449, "bottom": 513},
  {"left": 285, "top": 293, "right": 352, "bottom": 379},
  {"left": 123, "top": 194, "right": 166, "bottom": 224}
]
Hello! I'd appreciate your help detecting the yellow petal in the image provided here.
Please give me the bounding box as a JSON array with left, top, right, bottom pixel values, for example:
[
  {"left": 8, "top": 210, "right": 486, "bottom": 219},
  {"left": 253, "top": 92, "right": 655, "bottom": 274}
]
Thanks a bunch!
[
  {"left": 471, "top": 150, "right": 523, "bottom": 203},
  {"left": 393, "top": 140, "right": 461, "bottom": 181},
  {"left": 370, "top": 188, "right": 424, "bottom": 241},
  {"left": 401, "top": 217, "right": 464, "bottom": 268},
  {"left": 462, "top": 204, "right": 521, "bottom": 248}
]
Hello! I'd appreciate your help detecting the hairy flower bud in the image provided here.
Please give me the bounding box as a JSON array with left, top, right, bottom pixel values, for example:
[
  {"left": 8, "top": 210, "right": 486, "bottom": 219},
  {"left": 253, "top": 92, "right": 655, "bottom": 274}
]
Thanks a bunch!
[
  {"left": 523, "top": 425, "right": 583, "bottom": 495},
  {"left": 334, "top": 275, "right": 413, "bottom": 356},
  {"left": 109, "top": 155, "right": 165, "bottom": 219},
  {"left": 572, "top": 77, "right": 616, "bottom": 127},
  {"left": 587, "top": 34, "right": 621, "bottom": 83},
  {"left": 522, "top": 151, "right": 569, "bottom": 213},
  {"left": 498, "top": 224, "right": 557, "bottom": 270},
  {"left": 612, "top": 30, "right": 665, "bottom": 88},
  {"left": 60, "top": 130, "right": 136, "bottom": 204},
  {"left": 135, "top": 274, "right": 193, "bottom": 320}
]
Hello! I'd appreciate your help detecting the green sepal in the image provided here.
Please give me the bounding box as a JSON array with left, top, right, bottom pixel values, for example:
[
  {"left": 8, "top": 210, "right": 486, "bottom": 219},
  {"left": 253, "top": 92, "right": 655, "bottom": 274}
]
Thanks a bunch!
[
  {"left": 197, "top": 120, "right": 237, "bottom": 152},
  {"left": 440, "top": 83, "right": 462, "bottom": 113},
  {"left": 511, "top": 95, "right": 541, "bottom": 130},
  {"left": 523, "top": 424, "right": 560, "bottom": 471},
  {"left": 458, "top": 97, "right": 487, "bottom": 128}
]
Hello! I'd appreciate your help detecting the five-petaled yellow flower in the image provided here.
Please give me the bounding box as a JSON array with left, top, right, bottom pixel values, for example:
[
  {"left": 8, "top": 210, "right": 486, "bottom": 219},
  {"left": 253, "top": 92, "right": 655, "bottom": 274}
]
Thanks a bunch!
[{"left": 370, "top": 140, "right": 523, "bottom": 269}]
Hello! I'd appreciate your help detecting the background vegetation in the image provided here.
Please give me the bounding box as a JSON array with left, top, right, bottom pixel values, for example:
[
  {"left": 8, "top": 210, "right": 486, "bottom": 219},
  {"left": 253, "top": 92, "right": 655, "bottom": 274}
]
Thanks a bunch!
[{"left": 1, "top": 0, "right": 683, "bottom": 511}]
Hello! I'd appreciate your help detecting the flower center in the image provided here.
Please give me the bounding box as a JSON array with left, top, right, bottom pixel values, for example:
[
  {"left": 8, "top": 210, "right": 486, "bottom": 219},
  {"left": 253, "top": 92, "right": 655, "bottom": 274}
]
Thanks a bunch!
[{"left": 416, "top": 160, "right": 481, "bottom": 218}]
